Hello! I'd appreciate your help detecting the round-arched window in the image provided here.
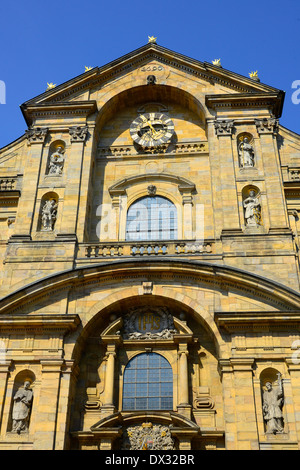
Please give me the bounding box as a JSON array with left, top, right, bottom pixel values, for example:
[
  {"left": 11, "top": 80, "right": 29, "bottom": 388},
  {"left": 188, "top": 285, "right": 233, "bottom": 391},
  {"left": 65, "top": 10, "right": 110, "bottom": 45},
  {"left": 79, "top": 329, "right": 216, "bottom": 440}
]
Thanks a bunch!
[
  {"left": 122, "top": 353, "right": 173, "bottom": 411},
  {"left": 126, "top": 196, "right": 177, "bottom": 241}
]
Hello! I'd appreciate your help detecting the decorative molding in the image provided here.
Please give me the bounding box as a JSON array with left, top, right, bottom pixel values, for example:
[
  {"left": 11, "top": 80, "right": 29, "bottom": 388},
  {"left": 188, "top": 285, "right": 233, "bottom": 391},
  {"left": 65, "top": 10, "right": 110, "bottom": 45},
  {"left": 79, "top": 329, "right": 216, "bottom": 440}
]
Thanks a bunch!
[
  {"left": 214, "top": 119, "right": 235, "bottom": 136},
  {"left": 123, "top": 306, "right": 177, "bottom": 340},
  {"left": 69, "top": 125, "right": 89, "bottom": 142},
  {"left": 122, "top": 423, "right": 175, "bottom": 450},
  {"left": 25, "top": 127, "right": 48, "bottom": 145},
  {"left": 255, "top": 118, "right": 279, "bottom": 135},
  {"left": 98, "top": 141, "right": 208, "bottom": 158}
]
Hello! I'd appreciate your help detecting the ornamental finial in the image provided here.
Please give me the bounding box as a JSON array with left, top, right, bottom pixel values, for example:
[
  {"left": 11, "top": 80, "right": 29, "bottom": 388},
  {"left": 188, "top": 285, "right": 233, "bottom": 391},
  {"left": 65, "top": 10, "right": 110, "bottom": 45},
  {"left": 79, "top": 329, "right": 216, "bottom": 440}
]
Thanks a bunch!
[
  {"left": 46, "top": 82, "right": 56, "bottom": 90},
  {"left": 249, "top": 71, "right": 260, "bottom": 81},
  {"left": 212, "top": 58, "right": 222, "bottom": 67},
  {"left": 85, "top": 66, "right": 92, "bottom": 72},
  {"left": 148, "top": 36, "right": 157, "bottom": 44}
]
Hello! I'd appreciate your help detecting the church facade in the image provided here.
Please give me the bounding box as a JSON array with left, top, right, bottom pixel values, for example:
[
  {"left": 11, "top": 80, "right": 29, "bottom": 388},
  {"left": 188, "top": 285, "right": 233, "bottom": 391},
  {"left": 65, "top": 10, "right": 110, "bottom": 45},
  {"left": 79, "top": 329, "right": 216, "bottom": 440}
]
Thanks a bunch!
[{"left": 0, "top": 40, "right": 300, "bottom": 450}]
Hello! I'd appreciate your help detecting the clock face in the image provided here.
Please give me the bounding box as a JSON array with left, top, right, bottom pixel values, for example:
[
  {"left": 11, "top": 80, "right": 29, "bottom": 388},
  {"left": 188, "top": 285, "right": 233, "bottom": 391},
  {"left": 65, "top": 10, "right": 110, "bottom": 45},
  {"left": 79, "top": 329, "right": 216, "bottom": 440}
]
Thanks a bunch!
[{"left": 130, "top": 113, "right": 175, "bottom": 147}]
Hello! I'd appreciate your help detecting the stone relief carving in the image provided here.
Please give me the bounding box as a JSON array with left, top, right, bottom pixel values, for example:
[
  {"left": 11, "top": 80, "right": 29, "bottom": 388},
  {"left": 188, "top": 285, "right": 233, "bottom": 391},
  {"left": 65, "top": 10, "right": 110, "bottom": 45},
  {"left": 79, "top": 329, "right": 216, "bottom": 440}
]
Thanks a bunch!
[
  {"left": 69, "top": 125, "right": 88, "bottom": 142},
  {"left": 243, "top": 189, "right": 261, "bottom": 227},
  {"left": 123, "top": 307, "right": 177, "bottom": 340},
  {"left": 48, "top": 146, "right": 65, "bottom": 175},
  {"left": 12, "top": 381, "right": 33, "bottom": 434},
  {"left": 255, "top": 118, "right": 279, "bottom": 135},
  {"left": 262, "top": 373, "right": 284, "bottom": 434},
  {"left": 41, "top": 198, "right": 58, "bottom": 231},
  {"left": 214, "top": 119, "right": 234, "bottom": 136},
  {"left": 147, "top": 184, "right": 157, "bottom": 196},
  {"left": 26, "top": 127, "right": 48, "bottom": 145},
  {"left": 122, "top": 422, "right": 175, "bottom": 450},
  {"left": 238, "top": 136, "right": 255, "bottom": 167}
]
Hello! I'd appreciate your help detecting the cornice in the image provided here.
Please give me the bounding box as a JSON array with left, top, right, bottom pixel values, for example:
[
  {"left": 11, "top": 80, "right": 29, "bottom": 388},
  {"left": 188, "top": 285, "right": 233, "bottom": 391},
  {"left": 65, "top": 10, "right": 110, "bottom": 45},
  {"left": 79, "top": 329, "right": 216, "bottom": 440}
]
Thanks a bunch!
[
  {"left": 21, "top": 101, "right": 98, "bottom": 127},
  {"left": 21, "top": 43, "right": 283, "bottom": 108},
  {"left": 1, "top": 260, "right": 300, "bottom": 316},
  {"left": 206, "top": 91, "right": 284, "bottom": 118},
  {"left": 0, "top": 313, "right": 80, "bottom": 332},
  {"left": 215, "top": 311, "right": 300, "bottom": 332}
]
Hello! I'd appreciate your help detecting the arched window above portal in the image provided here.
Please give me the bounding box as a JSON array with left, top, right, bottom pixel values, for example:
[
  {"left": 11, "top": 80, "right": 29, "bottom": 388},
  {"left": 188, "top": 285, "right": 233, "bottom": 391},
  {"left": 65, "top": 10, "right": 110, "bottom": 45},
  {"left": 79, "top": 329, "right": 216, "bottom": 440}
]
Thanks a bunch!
[
  {"left": 125, "top": 195, "right": 178, "bottom": 241},
  {"left": 122, "top": 352, "right": 173, "bottom": 411}
]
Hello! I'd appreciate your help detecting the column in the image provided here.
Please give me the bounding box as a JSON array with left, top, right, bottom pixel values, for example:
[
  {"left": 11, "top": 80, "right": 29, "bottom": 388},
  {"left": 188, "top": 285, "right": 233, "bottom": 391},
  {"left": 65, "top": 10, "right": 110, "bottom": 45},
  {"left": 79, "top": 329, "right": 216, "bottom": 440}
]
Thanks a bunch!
[
  {"left": 54, "top": 360, "right": 79, "bottom": 450},
  {"left": 33, "top": 359, "right": 64, "bottom": 450},
  {"left": 102, "top": 344, "right": 117, "bottom": 415},
  {"left": 255, "top": 118, "right": 289, "bottom": 230},
  {"left": 12, "top": 128, "right": 48, "bottom": 238},
  {"left": 230, "top": 358, "right": 259, "bottom": 450},
  {"left": 177, "top": 344, "right": 191, "bottom": 419},
  {"left": 285, "top": 359, "right": 300, "bottom": 443},
  {"left": 214, "top": 120, "right": 241, "bottom": 232},
  {"left": 57, "top": 126, "right": 88, "bottom": 238},
  {"left": 0, "top": 360, "right": 12, "bottom": 434}
]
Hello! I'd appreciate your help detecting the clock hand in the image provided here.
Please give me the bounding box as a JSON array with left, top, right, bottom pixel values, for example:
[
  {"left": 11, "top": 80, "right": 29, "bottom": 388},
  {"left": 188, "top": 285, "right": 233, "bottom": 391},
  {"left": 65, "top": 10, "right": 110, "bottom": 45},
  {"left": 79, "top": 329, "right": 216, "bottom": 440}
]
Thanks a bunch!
[{"left": 147, "top": 121, "right": 159, "bottom": 138}]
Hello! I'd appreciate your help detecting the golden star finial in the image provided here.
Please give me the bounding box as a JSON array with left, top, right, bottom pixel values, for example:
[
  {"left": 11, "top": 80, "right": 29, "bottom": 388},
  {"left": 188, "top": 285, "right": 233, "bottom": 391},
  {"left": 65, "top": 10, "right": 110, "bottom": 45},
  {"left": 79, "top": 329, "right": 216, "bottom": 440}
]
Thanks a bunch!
[
  {"left": 85, "top": 66, "right": 92, "bottom": 72},
  {"left": 46, "top": 82, "right": 56, "bottom": 90},
  {"left": 249, "top": 71, "right": 259, "bottom": 78},
  {"left": 212, "top": 58, "right": 222, "bottom": 67},
  {"left": 148, "top": 36, "right": 157, "bottom": 44}
]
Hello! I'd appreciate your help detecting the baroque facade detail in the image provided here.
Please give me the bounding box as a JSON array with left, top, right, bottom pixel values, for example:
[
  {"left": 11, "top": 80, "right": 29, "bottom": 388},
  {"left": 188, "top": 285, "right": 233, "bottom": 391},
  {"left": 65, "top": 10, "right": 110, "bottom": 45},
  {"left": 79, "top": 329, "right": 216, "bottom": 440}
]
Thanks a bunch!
[{"left": 0, "top": 41, "right": 299, "bottom": 451}]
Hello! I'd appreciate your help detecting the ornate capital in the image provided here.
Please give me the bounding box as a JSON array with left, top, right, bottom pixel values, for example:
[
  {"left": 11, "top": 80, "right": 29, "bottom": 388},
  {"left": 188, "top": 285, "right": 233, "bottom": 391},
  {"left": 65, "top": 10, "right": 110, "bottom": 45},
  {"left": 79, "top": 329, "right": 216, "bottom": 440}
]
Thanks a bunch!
[
  {"left": 26, "top": 127, "right": 48, "bottom": 145},
  {"left": 214, "top": 119, "right": 234, "bottom": 136},
  {"left": 255, "top": 118, "right": 279, "bottom": 135},
  {"left": 69, "top": 125, "right": 89, "bottom": 142}
]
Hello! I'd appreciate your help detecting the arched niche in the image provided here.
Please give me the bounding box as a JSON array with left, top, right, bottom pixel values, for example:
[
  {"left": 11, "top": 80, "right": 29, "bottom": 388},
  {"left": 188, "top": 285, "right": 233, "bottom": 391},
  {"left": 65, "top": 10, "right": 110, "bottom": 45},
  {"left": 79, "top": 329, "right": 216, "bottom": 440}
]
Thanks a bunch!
[
  {"left": 7, "top": 369, "right": 35, "bottom": 433},
  {"left": 46, "top": 139, "right": 66, "bottom": 176},
  {"left": 37, "top": 191, "right": 59, "bottom": 232},
  {"left": 95, "top": 84, "right": 207, "bottom": 147}
]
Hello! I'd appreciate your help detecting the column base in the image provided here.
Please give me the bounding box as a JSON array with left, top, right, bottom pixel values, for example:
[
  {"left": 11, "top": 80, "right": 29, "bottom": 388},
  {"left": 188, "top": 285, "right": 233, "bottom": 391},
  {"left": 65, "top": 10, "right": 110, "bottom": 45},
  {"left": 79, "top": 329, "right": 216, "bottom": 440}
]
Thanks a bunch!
[{"left": 177, "top": 404, "right": 192, "bottom": 419}]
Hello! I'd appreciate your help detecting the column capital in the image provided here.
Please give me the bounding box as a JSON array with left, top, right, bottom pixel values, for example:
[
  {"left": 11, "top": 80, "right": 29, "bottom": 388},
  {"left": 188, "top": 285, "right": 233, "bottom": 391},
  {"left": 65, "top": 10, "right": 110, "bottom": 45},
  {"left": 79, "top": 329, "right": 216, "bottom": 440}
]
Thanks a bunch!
[
  {"left": 214, "top": 119, "right": 235, "bottom": 136},
  {"left": 25, "top": 127, "right": 48, "bottom": 145},
  {"left": 255, "top": 117, "right": 279, "bottom": 135},
  {"left": 40, "top": 359, "right": 64, "bottom": 373},
  {"left": 69, "top": 125, "right": 89, "bottom": 142}
]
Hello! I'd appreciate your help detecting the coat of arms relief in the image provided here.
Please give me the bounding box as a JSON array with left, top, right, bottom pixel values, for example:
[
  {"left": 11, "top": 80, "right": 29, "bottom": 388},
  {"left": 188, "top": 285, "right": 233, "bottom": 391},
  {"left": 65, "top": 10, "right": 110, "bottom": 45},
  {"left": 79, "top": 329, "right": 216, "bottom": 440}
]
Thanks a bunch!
[
  {"left": 123, "top": 307, "right": 177, "bottom": 340},
  {"left": 122, "top": 422, "right": 175, "bottom": 450}
]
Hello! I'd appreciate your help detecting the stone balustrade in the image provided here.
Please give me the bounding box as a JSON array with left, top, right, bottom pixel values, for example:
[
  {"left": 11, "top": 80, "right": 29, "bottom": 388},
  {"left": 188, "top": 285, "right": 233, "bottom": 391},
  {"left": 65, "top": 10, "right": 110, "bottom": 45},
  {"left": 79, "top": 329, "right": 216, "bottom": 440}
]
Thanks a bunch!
[{"left": 79, "top": 241, "right": 214, "bottom": 259}]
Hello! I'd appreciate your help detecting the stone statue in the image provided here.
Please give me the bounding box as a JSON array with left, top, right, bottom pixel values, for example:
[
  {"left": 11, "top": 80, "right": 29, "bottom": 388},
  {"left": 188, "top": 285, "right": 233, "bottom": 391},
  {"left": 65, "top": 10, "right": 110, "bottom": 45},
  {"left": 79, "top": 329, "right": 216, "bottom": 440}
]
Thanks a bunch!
[
  {"left": 262, "top": 373, "right": 284, "bottom": 434},
  {"left": 41, "top": 199, "right": 58, "bottom": 231},
  {"left": 12, "top": 381, "right": 33, "bottom": 434},
  {"left": 243, "top": 190, "right": 261, "bottom": 227},
  {"left": 48, "top": 146, "right": 65, "bottom": 175},
  {"left": 238, "top": 137, "right": 255, "bottom": 167}
]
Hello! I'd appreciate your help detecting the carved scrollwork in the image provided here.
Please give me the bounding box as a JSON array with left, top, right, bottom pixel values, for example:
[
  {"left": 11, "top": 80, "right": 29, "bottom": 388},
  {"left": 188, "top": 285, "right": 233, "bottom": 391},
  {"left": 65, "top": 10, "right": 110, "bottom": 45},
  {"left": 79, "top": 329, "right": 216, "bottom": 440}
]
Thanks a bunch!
[
  {"left": 123, "top": 306, "right": 177, "bottom": 340},
  {"left": 255, "top": 118, "right": 279, "bottom": 135},
  {"left": 26, "top": 127, "right": 48, "bottom": 145},
  {"left": 122, "top": 422, "right": 175, "bottom": 450},
  {"left": 69, "top": 125, "right": 89, "bottom": 142},
  {"left": 214, "top": 119, "right": 234, "bottom": 136}
]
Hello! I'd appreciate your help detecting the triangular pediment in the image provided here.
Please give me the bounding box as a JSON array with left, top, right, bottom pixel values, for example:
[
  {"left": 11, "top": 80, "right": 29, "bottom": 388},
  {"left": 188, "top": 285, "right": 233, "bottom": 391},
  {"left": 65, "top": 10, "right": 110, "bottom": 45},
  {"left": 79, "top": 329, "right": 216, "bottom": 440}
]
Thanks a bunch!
[{"left": 21, "top": 42, "right": 283, "bottom": 111}]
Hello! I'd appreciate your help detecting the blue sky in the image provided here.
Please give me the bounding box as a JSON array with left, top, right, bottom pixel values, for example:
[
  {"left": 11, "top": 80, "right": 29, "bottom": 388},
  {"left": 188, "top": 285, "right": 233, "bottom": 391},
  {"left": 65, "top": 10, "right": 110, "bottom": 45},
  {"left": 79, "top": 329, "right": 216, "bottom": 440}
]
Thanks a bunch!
[{"left": 0, "top": 0, "right": 299, "bottom": 149}]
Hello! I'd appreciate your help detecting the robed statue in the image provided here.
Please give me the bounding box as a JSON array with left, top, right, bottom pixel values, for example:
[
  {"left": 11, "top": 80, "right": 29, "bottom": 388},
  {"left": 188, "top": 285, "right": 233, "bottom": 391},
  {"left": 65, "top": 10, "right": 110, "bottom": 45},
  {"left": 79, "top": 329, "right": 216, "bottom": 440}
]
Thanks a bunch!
[
  {"left": 243, "top": 190, "right": 261, "bottom": 227},
  {"left": 12, "top": 381, "right": 33, "bottom": 434},
  {"left": 262, "top": 373, "right": 284, "bottom": 434},
  {"left": 238, "top": 137, "right": 255, "bottom": 167}
]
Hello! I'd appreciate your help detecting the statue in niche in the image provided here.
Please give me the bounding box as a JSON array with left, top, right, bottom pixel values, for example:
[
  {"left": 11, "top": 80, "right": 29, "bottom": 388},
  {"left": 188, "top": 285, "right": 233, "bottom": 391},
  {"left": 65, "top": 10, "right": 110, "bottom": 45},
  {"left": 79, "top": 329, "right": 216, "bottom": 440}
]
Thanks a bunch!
[
  {"left": 238, "top": 137, "right": 255, "bottom": 167},
  {"left": 48, "top": 146, "right": 65, "bottom": 175},
  {"left": 41, "top": 198, "right": 58, "bottom": 231},
  {"left": 12, "top": 381, "right": 33, "bottom": 434},
  {"left": 243, "top": 190, "right": 261, "bottom": 227},
  {"left": 262, "top": 373, "right": 284, "bottom": 434}
]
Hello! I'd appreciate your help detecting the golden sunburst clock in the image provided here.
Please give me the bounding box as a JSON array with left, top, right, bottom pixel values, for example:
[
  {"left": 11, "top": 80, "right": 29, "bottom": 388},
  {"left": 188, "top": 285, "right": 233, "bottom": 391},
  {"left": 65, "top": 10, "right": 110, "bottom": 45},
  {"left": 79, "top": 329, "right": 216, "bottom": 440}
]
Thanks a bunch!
[{"left": 130, "top": 112, "right": 175, "bottom": 147}]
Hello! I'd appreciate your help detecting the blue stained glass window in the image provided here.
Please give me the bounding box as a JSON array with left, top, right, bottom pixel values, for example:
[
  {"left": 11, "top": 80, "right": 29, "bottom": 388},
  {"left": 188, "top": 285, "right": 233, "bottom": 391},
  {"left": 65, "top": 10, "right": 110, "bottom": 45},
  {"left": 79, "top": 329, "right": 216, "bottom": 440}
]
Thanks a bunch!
[
  {"left": 122, "top": 353, "right": 173, "bottom": 411},
  {"left": 126, "top": 196, "right": 178, "bottom": 241}
]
